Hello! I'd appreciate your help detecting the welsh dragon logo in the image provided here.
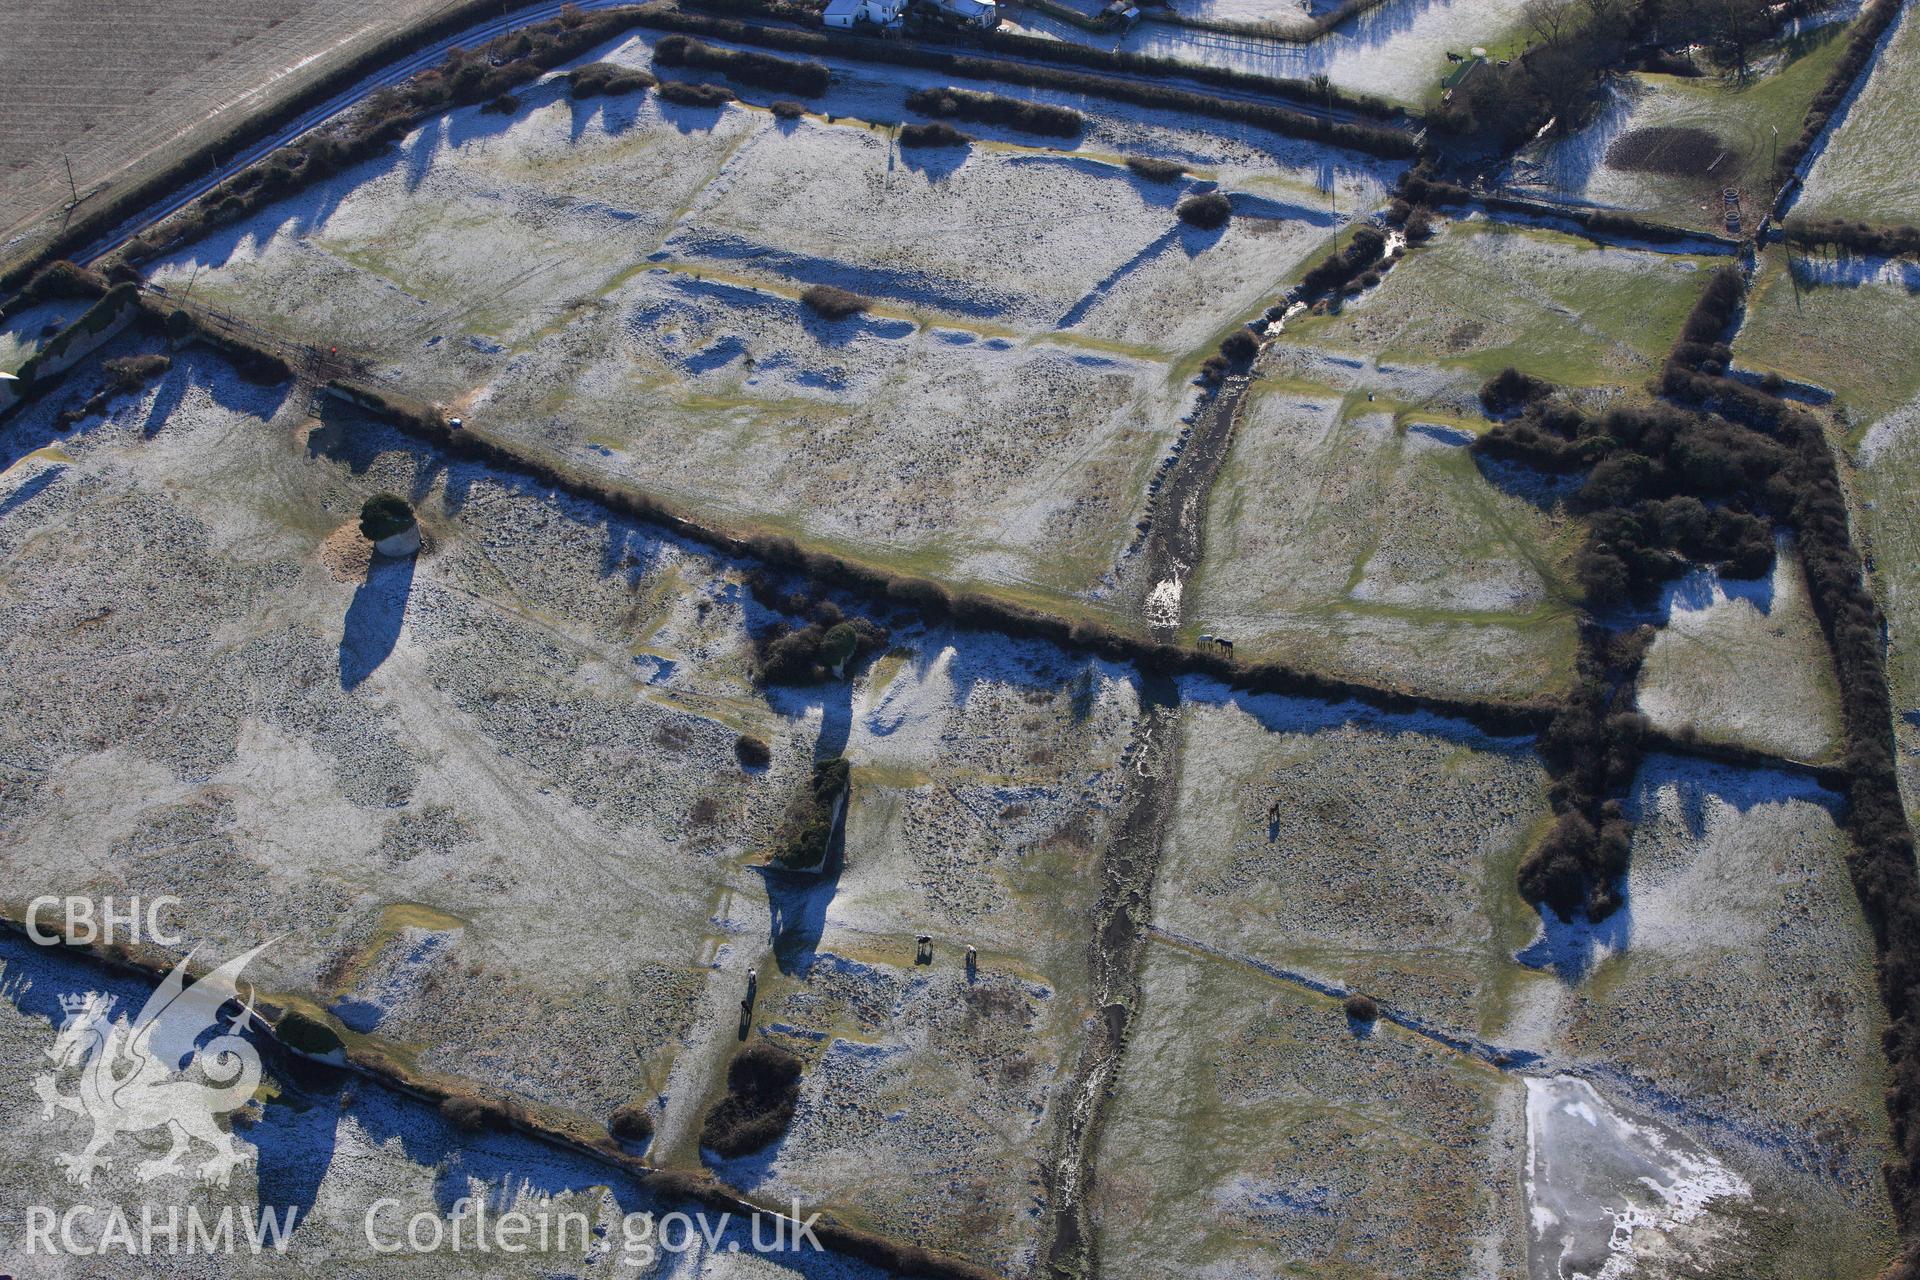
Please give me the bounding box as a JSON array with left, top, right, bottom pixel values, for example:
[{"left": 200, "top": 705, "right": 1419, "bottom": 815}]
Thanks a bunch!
[{"left": 34, "top": 942, "right": 272, "bottom": 1187}]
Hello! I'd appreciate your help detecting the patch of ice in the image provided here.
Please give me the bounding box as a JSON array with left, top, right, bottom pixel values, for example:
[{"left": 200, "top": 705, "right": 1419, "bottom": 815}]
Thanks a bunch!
[
  {"left": 1525, "top": 1075, "right": 1751, "bottom": 1280},
  {"left": 1145, "top": 574, "right": 1183, "bottom": 628}
]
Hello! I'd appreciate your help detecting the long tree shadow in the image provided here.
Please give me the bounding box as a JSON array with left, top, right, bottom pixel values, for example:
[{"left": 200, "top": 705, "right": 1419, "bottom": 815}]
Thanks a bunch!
[
  {"left": 753, "top": 670, "right": 858, "bottom": 975},
  {"left": 339, "top": 553, "right": 415, "bottom": 690},
  {"left": 754, "top": 809, "right": 847, "bottom": 977}
]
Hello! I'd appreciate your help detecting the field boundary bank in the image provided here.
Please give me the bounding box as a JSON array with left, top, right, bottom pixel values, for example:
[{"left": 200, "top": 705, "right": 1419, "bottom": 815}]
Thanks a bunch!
[
  {"left": 0, "top": 918, "right": 998, "bottom": 1280},
  {"left": 315, "top": 370, "right": 1548, "bottom": 731},
  {"left": 0, "top": 285, "right": 143, "bottom": 418},
  {"left": 687, "top": 0, "right": 1406, "bottom": 118},
  {"left": 1780, "top": 218, "right": 1920, "bottom": 259},
  {"left": 1405, "top": 168, "right": 1747, "bottom": 251}
]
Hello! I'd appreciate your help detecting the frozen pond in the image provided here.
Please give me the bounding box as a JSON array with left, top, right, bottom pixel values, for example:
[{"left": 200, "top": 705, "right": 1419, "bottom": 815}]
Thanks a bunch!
[{"left": 1525, "top": 1075, "right": 1750, "bottom": 1280}]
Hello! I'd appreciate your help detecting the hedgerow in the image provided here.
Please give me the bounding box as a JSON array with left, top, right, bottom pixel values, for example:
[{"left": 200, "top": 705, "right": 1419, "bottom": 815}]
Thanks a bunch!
[
  {"left": 568, "top": 61, "right": 656, "bottom": 98},
  {"left": 769, "top": 757, "right": 849, "bottom": 871},
  {"left": 905, "top": 86, "right": 1083, "bottom": 137},
  {"left": 654, "top": 33, "right": 830, "bottom": 95},
  {"left": 899, "top": 120, "right": 972, "bottom": 148}
]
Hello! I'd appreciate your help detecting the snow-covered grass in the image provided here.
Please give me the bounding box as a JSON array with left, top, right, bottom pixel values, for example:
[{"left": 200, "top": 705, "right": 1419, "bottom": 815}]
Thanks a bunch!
[
  {"left": 0, "top": 296, "right": 92, "bottom": 374},
  {"left": 1283, "top": 217, "right": 1724, "bottom": 387},
  {"left": 0, "top": 343, "right": 1174, "bottom": 1272},
  {"left": 1159, "top": 693, "right": 1552, "bottom": 1035},
  {"left": 1007, "top": 0, "right": 1535, "bottom": 107},
  {"left": 1540, "top": 755, "right": 1897, "bottom": 1276},
  {"left": 145, "top": 29, "right": 1400, "bottom": 613},
  {"left": 1187, "top": 377, "right": 1581, "bottom": 700},
  {"left": 1736, "top": 245, "right": 1920, "bottom": 426},
  {"left": 1506, "top": 23, "right": 1854, "bottom": 233},
  {"left": 1798, "top": 0, "right": 1920, "bottom": 224},
  {"left": 1091, "top": 941, "right": 1523, "bottom": 1275},
  {"left": 1634, "top": 534, "right": 1846, "bottom": 763},
  {"left": 0, "top": 345, "right": 793, "bottom": 1124}
]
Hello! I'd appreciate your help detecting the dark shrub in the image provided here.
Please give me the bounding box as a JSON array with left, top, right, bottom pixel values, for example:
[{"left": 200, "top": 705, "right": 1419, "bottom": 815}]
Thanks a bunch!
[
  {"left": 1300, "top": 225, "right": 1386, "bottom": 297},
  {"left": 608, "top": 1102, "right": 655, "bottom": 1143},
  {"left": 359, "top": 493, "right": 416, "bottom": 542},
  {"left": 23, "top": 260, "right": 107, "bottom": 302},
  {"left": 1176, "top": 192, "right": 1232, "bottom": 229},
  {"left": 1519, "top": 812, "right": 1601, "bottom": 918},
  {"left": 735, "top": 734, "right": 772, "bottom": 769},
  {"left": 801, "top": 284, "right": 870, "bottom": 320},
  {"left": 770, "top": 757, "right": 848, "bottom": 870},
  {"left": 1479, "top": 367, "right": 1552, "bottom": 416},
  {"left": 102, "top": 354, "right": 170, "bottom": 392},
  {"left": 905, "top": 86, "right": 1082, "bottom": 137},
  {"left": 769, "top": 98, "right": 807, "bottom": 119},
  {"left": 569, "top": 62, "right": 656, "bottom": 98},
  {"left": 657, "top": 79, "right": 735, "bottom": 107},
  {"left": 752, "top": 612, "right": 887, "bottom": 684},
  {"left": 1344, "top": 993, "right": 1379, "bottom": 1022},
  {"left": 480, "top": 93, "right": 520, "bottom": 114},
  {"left": 275, "top": 1009, "right": 342, "bottom": 1056},
  {"left": 898, "top": 120, "right": 971, "bottom": 148},
  {"left": 1218, "top": 329, "right": 1259, "bottom": 365},
  {"left": 1126, "top": 156, "right": 1184, "bottom": 182},
  {"left": 701, "top": 1043, "right": 803, "bottom": 1158},
  {"left": 1199, "top": 353, "right": 1229, "bottom": 383},
  {"left": 440, "top": 1094, "right": 490, "bottom": 1133}
]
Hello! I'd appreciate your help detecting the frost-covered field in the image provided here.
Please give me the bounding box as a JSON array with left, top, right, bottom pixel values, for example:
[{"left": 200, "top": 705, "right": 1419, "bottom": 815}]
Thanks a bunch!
[
  {"left": 1736, "top": 251, "right": 1920, "bottom": 816},
  {"left": 1283, "top": 217, "right": 1722, "bottom": 386},
  {"left": 145, "top": 31, "right": 1399, "bottom": 608},
  {"left": 1536, "top": 756, "right": 1897, "bottom": 1276},
  {"left": 0, "top": 344, "right": 786, "bottom": 1125},
  {"left": 1634, "top": 536, "right": 1846, "bottom": 763},
  {"left": 1797, "top": 1, "right": 1920, "bottom": 223},
  {"left": 709, "top": 638, "right": 1144, "bottom": 1274},
  {"left": 1096, "top": 701, "right": 1897, "bottom": 1277},
  {"left": 1187, "top": 380, "right": 1581, "bottom": 700},
  {"left": 1505, "top": 23, "right": 1854, "bottom": 233},
  {"left": 1091, "top": 941, "right": 1522, "bottom": 1277},
  {"left": 1009, "top": 0, "right": 1534, "bottom": 106},
  {"left": 1157, "top": 691, "right": 1551, "bottom": 1032},
  {"left": 0, "top": 935, "right": 887, "bottom": 1279},
  {"left": 0, "top": 340, "right": 1168, "bottom": 1273}
]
